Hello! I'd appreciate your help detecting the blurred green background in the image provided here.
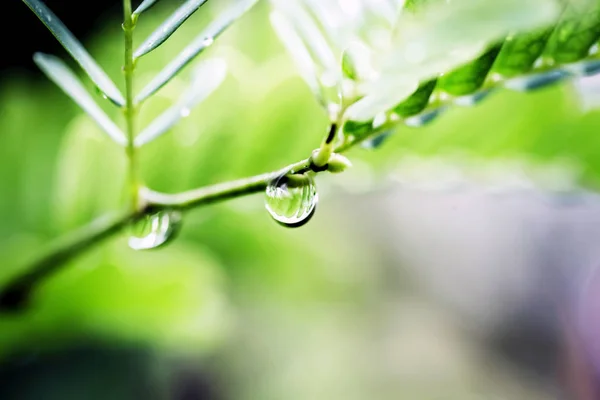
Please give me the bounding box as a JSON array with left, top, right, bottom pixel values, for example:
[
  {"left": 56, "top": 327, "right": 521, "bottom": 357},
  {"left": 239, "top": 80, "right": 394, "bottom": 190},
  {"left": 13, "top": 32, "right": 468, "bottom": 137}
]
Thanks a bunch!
[{"left": 2, "top": 0, "right": 600, "bottom": 399}]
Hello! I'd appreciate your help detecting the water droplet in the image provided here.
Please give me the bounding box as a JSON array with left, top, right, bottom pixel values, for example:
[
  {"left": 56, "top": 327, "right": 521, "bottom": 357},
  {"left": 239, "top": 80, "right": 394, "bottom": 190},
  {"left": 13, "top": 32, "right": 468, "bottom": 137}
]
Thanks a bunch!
[
  {"left": 94, "top": 86, "right": 107, "bottom": 99},
  {"left": 128, "top": 210, "right": 182, "bottom": 250},
  {"left": 203, "top": 37, "right": 214, "bottom": 47},
  {"left": 265, "top": 173, "right": 318, "bottom": 228},
  {"left": 180, "top": 108, "right": 191, "bottom": 118}
]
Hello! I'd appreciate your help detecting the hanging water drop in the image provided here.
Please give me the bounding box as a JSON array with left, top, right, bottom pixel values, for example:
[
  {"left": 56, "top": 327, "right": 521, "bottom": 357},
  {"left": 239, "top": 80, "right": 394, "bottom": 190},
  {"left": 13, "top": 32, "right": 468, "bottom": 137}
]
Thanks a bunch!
[
  {"left": 180, "top": 108, "right": 191, "bottom": 118},
  {"left": 265, "top": 173, "right": 318, "bottom": 228},
  {"left": 128, "top": 210, "right": 182, "bottom": 250}
]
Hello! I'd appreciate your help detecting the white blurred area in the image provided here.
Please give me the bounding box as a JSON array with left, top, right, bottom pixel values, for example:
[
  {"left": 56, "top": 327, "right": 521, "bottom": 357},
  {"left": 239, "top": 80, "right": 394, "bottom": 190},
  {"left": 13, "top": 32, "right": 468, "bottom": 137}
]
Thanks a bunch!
[{"left": 219, "top": 157, "right": 600, "bottom": 400}]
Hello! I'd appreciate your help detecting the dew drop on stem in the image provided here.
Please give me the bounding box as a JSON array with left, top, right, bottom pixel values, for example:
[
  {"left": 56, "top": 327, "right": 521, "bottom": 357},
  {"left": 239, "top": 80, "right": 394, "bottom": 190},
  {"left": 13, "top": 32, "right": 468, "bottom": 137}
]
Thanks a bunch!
[
  {"left": 265, "top": 172, "right": 318, "bottom": 228},
  {"left": 128, "top": 210, "right": 183, "bottom": 250}
]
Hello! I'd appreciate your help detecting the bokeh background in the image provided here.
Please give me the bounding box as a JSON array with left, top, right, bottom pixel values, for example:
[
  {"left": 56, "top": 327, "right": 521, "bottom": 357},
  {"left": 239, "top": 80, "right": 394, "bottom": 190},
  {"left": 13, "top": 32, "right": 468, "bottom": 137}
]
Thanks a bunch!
[{"left": 3, "top": 0, "right": 600, "bottom": 399}]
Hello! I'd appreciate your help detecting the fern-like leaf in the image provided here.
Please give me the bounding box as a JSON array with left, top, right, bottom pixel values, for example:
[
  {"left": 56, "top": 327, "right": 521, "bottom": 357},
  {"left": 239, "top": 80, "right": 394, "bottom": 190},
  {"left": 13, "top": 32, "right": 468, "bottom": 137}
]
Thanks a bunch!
[{"left": 22, "top": 0, "right": 125, "bottom": 106}]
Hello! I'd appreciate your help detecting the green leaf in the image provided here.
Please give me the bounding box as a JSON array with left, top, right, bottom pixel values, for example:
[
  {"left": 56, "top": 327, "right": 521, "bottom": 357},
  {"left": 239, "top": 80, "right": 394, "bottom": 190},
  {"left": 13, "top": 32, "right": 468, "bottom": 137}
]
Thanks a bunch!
[
  {"left": 33, "top": 53, "right": 127, "bottom": 146},
  {"left": 350, "top": 0, "right": 561, "bottom": 120},
  {"left": 342, "top": 119, "right": 374, "bottom": 140},
  {"left": 133, "top": 0, "right": 210, "bottom": 59},
  {"left": 134, "top": 59, "right": 227, "bottom": 147},
  {"left": 270, "top": 0, "right": 338, "bottom": 75},
  {"left": 346, "top": 80, "right": 418, "bottom": 121},
  {"left": 437, "top": 44, "right": 503, "bottom": 96},
  {"left": 394, "top": 80, "right": 437, "bottom": 117},
  {"left": 135, "top": 0, "right": 257, "bottom": 104},
  {"left": 544, "top": 0, "right": 600, "bottom": 63},
  {"left": 22, "top": 0, "right": 125, "bottom": 107},
  {"left": 341, "top": 50, "right": 358, "bottom": 80},
  {"left": 491, "top": 28, "right": 554, "bottom": 77},
  {"left": 133, "top": 0, "right": 160, "bottom": 17}
]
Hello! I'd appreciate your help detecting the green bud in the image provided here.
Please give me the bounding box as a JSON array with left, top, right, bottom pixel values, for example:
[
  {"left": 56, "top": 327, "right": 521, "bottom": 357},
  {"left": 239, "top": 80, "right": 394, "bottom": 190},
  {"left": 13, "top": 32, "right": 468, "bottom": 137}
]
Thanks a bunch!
[
  {"left": 327, "top": 153, "right": 352, "bottom": 173},
  {"left": 311, "top": 146, "right": 332, "bottom": 168},
  {"left": 341, "top": 50, "right": 358, "bottom": 80}
]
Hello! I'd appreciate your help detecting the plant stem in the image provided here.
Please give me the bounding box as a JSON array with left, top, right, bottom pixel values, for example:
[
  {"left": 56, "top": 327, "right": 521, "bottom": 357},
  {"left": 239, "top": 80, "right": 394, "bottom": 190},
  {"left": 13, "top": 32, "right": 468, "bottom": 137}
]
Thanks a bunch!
[
  {"left": 123, "top": 0, "right": 140, "bottom": 210},
  {"left": 0, "top": 210, "right": 141, "bottom": 310},
  {"left": 0, "top": 119, "right": 392, "bottom": 311},
  {"left": 144, "top": 159, "right": 311, "bottom": 209}
]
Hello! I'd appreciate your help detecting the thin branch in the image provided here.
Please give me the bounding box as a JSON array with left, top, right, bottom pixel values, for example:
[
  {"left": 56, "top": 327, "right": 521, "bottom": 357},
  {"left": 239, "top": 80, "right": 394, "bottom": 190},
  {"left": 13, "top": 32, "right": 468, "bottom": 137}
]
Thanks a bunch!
[
  {"left": 143, "top": 158, "right": 311, "bottom": 209},
  {"left": 0, "top": 210, "right": 140, "bottom": 310},
  {"left": 123, "top": 0, "right": 140, "bottom": 210},
  {"left": 0, "top": 123, "right": 388, "bottom": 311}
]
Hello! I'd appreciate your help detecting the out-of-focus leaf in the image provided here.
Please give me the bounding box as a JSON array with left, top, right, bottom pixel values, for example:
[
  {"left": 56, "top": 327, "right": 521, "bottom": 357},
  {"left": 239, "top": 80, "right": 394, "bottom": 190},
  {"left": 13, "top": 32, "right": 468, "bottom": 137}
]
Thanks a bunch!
[
  {"left": 133, "top": 0, "right": 160, "bottom": 17},
  {"left": 270, "top": 0, "right": 338, "bottom": 76},
  {"left": 22, "top": 0, "right": 125, "bottom": 106},
  {"left": 133, "top": 0, "right": 209, "bottom": 58},
  {"left": 34, "top": 53, "right": 127, "bottom": 146},
  {"left": 394, "top": 80, "right": 437, "bottom": 117},
  {"left": 135, "top": 0, "right": 257, "bottom": 104},
  {"left": 346, "top": 79, "right": 418, "bottom": 121},
  {"left": 437, "top": 44, "right": 503, "bottom": 96},
  {"left": 269, "top": 11, "right": 322, "bottom": 103},
  {"left": 344, "top": 0, "right": 600, "bottom": 133},
  {"left": 357, "top": 0, "right": 561, "bottom": 119},
  {"left": 135, "top": 59, "right": 227, "bottom": 147},
  {"left": 491, "top": 28, "right": 554, "bottom": 77},
  {"left": 544, "top": 0, "right": 600, "bottom": 63}
]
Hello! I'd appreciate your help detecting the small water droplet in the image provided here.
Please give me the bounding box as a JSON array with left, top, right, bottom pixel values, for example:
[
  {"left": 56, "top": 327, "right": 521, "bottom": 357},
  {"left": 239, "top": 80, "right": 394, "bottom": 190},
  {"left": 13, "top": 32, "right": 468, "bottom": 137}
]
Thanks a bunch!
[
  {"left": 128, "top": 210, "right": 182, "bottom": 250},
  {"left": 203, "top": 37, "right": 214, "bottom": 47},
  {"left": 265, "top": 173, "right": 318, "bottom": 228},
  {"left": 180, "top": 108, "right": 191, "bottom": 118}
]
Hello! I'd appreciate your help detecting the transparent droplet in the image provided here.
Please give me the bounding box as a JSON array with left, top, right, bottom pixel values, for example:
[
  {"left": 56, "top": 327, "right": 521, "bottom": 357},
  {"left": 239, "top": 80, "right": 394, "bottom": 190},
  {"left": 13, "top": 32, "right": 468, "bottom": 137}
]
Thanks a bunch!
[
  {"left": 180, "top": 108, "right": 191, "bottom": 118},
  {"left": 128, "top": 210, "right": 182, "bottom": 250},
  {"left": 203, "top": 37, "right": 215, "bottom": 47},
  {"left": 265, "top": 173, "right": 318, "bottom": 228},
  {"left": 94, "top": 85, "right": 108, "bottom": 100}
]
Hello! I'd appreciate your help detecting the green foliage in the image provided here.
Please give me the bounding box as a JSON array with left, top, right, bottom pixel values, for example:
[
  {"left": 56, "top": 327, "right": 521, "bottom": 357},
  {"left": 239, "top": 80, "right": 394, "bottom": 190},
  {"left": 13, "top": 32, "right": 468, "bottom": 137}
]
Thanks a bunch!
[
  {"left": 22, "top": 0, "right": 125, "bottom": 105},
  {"left": 134, "top": 0, "right": 211, "bottom": 58},
  {"left": 33, "top": 53, "right": 127, "bottom": 145},
  {"left": 5, "top": 0, "right": 600, "bottom": 365}
]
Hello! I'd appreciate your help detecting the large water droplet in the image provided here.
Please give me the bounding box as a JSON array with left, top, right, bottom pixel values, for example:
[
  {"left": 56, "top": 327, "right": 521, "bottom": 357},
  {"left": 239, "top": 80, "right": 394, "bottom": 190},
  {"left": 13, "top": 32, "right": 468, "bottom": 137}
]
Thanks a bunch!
[
  {"left": 128, "top": 210, "right": 182, "bottom": 250},
  {"left": 265, "top": 173, "right": 318, "bottom": 228}
]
